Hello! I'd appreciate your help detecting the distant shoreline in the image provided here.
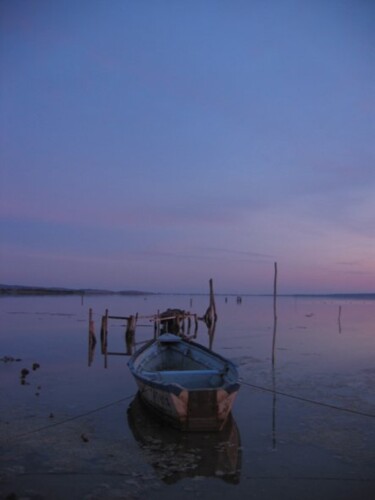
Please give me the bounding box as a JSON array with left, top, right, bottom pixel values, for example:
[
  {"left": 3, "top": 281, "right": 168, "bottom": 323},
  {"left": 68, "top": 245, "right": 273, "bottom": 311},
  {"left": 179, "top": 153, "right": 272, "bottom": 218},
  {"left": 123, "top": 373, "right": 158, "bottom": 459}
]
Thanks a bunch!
[
  {"left": 0, "top": 285, "right": 374, "bottom": 300},
  {"left": 0, "top": 285, "right": 153, "bottom": 297}
]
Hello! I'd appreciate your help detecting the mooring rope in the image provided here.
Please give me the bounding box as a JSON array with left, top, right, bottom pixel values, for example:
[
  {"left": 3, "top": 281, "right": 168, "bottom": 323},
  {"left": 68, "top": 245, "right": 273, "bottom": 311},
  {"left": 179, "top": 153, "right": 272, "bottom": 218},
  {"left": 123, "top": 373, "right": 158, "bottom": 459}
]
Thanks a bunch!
[
  {"left": 241, "top": 380, "right": 375, "bottom": 418},
  {"left": 5, "top": 393, "right": 136, "bottom": 442},
  {"left": 5, "top": 381, "right": 375, "bottom": 443},
  {"left": 13, "top": 471, "right": 375, "bottom": 482}
]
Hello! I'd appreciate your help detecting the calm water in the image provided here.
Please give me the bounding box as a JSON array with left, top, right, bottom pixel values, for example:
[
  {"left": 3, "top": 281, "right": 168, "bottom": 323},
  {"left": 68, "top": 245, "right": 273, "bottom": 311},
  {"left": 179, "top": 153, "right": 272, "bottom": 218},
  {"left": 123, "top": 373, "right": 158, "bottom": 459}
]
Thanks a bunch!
[{"left": 0, "top": 294, "right": 374, "bottom": 499}]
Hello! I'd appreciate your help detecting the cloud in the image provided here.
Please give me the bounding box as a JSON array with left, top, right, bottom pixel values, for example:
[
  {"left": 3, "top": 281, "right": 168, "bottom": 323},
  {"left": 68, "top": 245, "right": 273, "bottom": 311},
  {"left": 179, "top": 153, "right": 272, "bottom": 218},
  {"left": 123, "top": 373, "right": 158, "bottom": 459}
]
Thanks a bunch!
[
  {"left": 0, "top": 194, "right": 244, "bottom": 232},
  {"left": 198, "top": 246, "right": 275, "bottom": 260}
]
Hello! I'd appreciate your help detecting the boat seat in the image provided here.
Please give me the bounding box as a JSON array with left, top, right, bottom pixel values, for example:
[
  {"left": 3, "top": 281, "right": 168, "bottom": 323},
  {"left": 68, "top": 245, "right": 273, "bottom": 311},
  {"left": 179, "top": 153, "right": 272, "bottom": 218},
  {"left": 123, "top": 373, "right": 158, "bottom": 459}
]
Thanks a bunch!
[{"left": 157, "top": 369, "right": 223, "bottom": 389}]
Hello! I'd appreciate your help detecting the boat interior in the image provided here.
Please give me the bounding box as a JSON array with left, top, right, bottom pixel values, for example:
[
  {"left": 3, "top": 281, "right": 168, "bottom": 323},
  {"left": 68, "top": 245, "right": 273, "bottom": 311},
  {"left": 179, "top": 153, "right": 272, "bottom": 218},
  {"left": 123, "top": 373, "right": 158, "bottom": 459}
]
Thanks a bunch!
[
  {"left": 138, "top": 343, "right": 228, "bottom": 389},
  {"left": 159, "top": 369, "right": 223, "bottom": 389}
]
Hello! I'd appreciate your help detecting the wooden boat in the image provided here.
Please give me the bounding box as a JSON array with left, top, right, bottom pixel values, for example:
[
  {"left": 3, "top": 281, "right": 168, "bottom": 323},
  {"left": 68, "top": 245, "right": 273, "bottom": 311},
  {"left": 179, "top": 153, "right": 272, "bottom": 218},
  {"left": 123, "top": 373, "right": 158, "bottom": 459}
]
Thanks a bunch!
[{"left": 128, "top": 333, "right": 240, "bottom": 431}]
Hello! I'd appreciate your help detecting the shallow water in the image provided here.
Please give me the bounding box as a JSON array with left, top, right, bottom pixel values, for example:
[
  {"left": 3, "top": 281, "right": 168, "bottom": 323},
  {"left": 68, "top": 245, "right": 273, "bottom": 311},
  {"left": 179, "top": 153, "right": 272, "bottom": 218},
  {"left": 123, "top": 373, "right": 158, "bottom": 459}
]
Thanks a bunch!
[{"left": 0, "top": 294, "right": 374, "bottom": 499}]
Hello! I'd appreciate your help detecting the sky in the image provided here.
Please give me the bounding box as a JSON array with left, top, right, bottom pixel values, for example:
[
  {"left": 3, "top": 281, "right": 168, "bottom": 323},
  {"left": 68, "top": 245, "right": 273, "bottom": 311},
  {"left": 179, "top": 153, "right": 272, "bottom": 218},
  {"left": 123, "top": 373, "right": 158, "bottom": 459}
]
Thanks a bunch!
[{"left": 0, "top": 0, "right": 374, "bottom": 294}]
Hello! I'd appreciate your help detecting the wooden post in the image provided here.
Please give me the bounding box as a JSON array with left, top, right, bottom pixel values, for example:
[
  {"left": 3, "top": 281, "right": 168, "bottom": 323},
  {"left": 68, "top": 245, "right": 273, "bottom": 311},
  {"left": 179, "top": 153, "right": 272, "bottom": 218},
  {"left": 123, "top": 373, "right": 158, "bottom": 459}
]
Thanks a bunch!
[
  {"left": 88, "top": 308, "right": 95, "bottom": 337},
  {"left": 180, "top": 313, "right": 185, "bottom": 334},
  {"left": 100, "top": 316, "right": 106, "bottom": 354},
  {"left": 104, "top": 309, "right": 108, "bottom": 368},
  {"left": 154, "top": 310, "right": 160, "bottom": 339},
  {"left": 125, "top": 314, "right": 137, "bottom": 355},
  {"left": 209, "top": 278, "right": 217, "bottom": 320},
  {"left": 88, "top": 308, "right": 96, "bottom": 367},
  {"left": 208, "top": 320, "right": 216, "bottom": 350},
  {"left": 204, "top": 278, "right": 217, "bottom": 328},
  {"left": 194, "top": 314, "right": 198, "bottom": 338},
  {"left": 272, "top": 262, "right": 278, "bottom": 367},
  {"left": 273, "top": 262, "right": 277, "bottom": 311},
  {"left": 271, "top": 262, "right": 278, "bottom": 447},
  {"left": 338, "top": 305, "right": 342, "bottom": 334}
]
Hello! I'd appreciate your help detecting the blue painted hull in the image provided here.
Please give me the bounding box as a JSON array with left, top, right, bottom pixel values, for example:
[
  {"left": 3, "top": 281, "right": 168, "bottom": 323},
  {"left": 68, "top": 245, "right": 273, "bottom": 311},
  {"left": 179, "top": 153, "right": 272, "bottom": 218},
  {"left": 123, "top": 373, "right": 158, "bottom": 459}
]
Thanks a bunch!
[{"left": 128, "top": 334, "right": 240, "bottom": 431}]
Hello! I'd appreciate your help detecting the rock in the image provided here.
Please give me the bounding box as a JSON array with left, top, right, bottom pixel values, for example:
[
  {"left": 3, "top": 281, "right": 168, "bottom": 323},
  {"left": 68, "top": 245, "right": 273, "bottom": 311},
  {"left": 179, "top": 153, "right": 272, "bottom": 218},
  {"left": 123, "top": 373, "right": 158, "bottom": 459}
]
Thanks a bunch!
[{"left": 1, "top": 356, "right": 21, "bottom": 363}]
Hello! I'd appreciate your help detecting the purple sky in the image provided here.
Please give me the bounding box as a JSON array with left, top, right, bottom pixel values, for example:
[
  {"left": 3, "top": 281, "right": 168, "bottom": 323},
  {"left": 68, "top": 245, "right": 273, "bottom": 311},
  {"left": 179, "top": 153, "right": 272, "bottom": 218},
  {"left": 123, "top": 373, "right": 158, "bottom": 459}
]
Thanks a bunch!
[{"left": 1, "top": 1, "right": 374, "bottom": 294}]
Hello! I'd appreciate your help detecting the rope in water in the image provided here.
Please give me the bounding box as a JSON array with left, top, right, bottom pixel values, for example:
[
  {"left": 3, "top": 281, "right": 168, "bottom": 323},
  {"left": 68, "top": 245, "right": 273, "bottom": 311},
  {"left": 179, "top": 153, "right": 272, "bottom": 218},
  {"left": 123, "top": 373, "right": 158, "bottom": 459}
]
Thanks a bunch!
[
  {"left": 241, "top": 380, "right": 375, "bottom": 418},
  {"left": 5, "top": 379, "right": 375, "bottom": 443},
  {"left": 5, "top": 393, "right": 136, "bottom": 442}
]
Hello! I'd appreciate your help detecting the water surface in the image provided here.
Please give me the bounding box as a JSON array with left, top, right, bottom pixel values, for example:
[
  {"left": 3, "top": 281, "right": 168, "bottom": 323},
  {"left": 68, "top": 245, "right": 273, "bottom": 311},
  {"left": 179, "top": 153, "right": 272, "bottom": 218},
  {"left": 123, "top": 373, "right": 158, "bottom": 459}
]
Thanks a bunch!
[{"left": 1, "top": 294, "right": 374, "bottom": 499}]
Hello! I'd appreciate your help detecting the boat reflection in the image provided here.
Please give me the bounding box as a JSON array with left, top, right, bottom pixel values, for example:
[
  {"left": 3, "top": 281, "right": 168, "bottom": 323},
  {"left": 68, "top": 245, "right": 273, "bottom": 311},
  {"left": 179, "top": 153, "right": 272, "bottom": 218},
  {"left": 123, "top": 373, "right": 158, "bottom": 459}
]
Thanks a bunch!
[{"left": 127, "top": 393, "right": 242, "bottom": 484}]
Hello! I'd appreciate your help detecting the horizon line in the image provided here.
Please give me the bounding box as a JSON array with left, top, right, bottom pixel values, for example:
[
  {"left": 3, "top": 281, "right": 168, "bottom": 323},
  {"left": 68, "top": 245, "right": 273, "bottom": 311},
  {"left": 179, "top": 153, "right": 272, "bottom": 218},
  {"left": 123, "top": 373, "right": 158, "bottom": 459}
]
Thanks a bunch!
[{"left": 1, "top": 284, "right": 374, "bottom": 298}]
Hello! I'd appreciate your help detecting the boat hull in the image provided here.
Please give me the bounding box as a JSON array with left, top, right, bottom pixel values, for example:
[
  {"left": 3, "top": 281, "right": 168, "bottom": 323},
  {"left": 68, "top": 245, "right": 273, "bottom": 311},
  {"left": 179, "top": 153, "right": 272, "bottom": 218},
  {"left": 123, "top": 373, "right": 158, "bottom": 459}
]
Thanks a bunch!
[{"left": 128, "top": 335, "right": 240, "bottom": 431}]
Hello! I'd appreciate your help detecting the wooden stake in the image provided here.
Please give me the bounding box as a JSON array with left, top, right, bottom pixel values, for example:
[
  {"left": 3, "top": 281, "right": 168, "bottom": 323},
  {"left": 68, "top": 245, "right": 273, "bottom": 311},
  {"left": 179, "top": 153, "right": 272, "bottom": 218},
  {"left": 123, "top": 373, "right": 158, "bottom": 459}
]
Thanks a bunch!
[
  {"left": 338, "top": 305, "right": 342, "bottom": 334},
  {"left": 104, "top": 309, "right": 108, "bottom": 368},
  {"left": 194, "top": 314, "right": 198, "bottom": 338},
  {"left": 272, "top": 262, "right": 278, "bottom": 367},
  {"left": 88, "top": 308, "right": 96, "bottom": 367},
  {"left": 125, "top": 314, "right": 137, "bottom": 355},
  {"left": 154, "top": 310, "right": 160, "bottom": 339},
  {"left": 204, "top": 278, "right": 217, "bottom": 327},
  {"left": 88, "top": 308, "right": 94, "bottom": 336},
  {"left": 271, "top": 262, "right": 278, "bottom": 447},
  {"left": 100, "top": 316, "right": 106, "bottom": 354}
]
